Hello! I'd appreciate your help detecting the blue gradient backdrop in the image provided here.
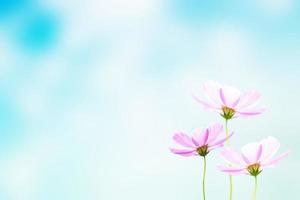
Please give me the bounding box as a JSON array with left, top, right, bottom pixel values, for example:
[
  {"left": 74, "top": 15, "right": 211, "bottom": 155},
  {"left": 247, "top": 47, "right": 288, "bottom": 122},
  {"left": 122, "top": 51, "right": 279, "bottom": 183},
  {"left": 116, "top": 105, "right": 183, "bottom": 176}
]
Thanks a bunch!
[{"left": 0, "top": 0, "right": 298, "bottom": 199}]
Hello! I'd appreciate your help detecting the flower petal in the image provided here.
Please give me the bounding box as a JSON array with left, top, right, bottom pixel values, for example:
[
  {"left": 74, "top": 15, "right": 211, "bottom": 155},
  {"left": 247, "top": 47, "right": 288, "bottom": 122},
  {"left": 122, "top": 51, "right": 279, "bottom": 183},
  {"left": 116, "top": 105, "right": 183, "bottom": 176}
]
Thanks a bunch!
[
  {"left": 209, "top": 132, "right": 233, "bottom": 148},
  {"left": 256, "top": 144, "right": 263, "bottom": 162},
  {"left": 208, "top": 142, "right": 224, "bottom": 151},
  {"left": 191, "top": 128, "right": 205, "bottom": 146},
  {"left": 261, "top": 151, "right": 290, "bottom": 167},
  {"left": 170, "top": 148, "right": 197, "bottom": 157},
  {"left": 241, "top": 153, "right": 250, "bottom": 164},
  {"left": 241, "top": 142, "right": 261, "bottom": 164},
  {"left": 236, "top": 90, "right": 261, "bottom": 109},
  {"left": 261, "top": 152, "right": 290, "bottom": 167},
  {"left": 192, "top": 128, "right": 209, "bottom": 146},
  {"left": 217, "top": 165, "right": 246, "bottom": 175},
  {"left": 173, "top": 132, "right": 195, "bottom": 148},
  {"left": 236, "top": 108, "right": 265, "bottom": 117},
  {"left": 202, "top": 80, "right": 223, "bottom": 105},
  {"left": 220, "top": 148, "right": 246, "bottom": 166},
  {"left": 194, "top": 128, "right": 209, "bottom": 146},
  {"left": 207, "top": 123, "right": 223, "bottom": 144},
  {"left": 219, "top": 86, "right": 241, "bottom": 108},
  {"left": 259, "top": 136, "right": 280, "bottom": 163},
  {"left": 192, "top": 95, "right": 219, "bottom": 110},
  {"left": 219, "top": 88, "right": 227, "bottom": 105}
]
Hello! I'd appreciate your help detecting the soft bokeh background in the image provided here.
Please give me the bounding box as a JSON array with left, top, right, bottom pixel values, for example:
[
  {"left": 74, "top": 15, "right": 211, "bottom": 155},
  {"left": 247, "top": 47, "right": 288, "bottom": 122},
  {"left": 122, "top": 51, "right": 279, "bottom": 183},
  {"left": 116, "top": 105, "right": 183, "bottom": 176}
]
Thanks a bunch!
[{"left": 0, "top": 0, "right": 298, "bottom": 199}]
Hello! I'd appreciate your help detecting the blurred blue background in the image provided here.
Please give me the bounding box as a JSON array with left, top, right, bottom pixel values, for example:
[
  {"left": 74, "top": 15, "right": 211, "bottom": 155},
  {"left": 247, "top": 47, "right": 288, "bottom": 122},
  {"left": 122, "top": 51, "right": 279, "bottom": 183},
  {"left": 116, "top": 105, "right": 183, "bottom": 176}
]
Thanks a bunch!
[{"left": 0, "top": 0, "right": 298, "bottom": 199}]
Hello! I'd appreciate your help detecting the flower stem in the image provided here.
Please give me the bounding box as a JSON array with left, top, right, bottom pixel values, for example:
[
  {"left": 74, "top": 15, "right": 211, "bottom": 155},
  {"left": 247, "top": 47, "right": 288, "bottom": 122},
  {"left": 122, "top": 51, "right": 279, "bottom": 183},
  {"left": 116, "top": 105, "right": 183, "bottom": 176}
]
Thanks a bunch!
[
  {"left": 229, "top": 175, "right": 233, "bottom": 200},
  {"left": 225, "top": 119, "right": 233, "bottom": 200},
  {"left": 202, "top": 156, "right": 207, "bottom": 200},
  {"left": 253, "top": 176, "right": 258, "bottom": 200},
  {"left": 225, "top": 119, "right": 230, "bottom": 146}
]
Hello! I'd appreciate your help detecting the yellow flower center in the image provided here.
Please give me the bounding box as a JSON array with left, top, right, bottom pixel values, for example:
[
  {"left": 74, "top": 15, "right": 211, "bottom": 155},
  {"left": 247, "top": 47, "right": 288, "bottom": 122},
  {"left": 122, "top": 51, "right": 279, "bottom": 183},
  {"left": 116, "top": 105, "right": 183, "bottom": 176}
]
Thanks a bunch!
[
  {"left": 221, "top": 106, "right": 236, "bottom": 120},
  {"left": 196, "top": 145, "right": 209, "bottom": 157},
  {"left": 247, "top": 163, "right": 262, "bottom": 177}
]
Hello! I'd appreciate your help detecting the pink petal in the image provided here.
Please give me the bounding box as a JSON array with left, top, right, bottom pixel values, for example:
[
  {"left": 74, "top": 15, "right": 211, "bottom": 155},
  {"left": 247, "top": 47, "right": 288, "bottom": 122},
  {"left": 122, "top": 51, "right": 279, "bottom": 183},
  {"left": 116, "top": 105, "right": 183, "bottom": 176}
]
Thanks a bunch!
[
  {"left": 217, "top": 165, "right": 246, "bottom": 175},
  {"left": 209, "top": 132, "right": 233, "bottom": 148},
  {"left": 259, "top": 136, "right": 280, "bottom": 163},
  {"left": 192, "top": 128, "right": 209, "bottom": 147},
  {"left": 170, "top": 148, "right": 197, "bottom": 157},
  {"left": 202, "top": 80, "right": 223, "bottom": 106},
  {"left": 208, "top": 142, "right": 224, "bottom": 151},
  {"left": 219, "top": 86, "right": 241, "bottom": 108},
  {"left": 173, "top": 133, "right": 195, "bottom": 148},
  {"left": 236, "top": 90, "right": 261, "bottom": 110},
  {"left": 241, "top": 142, "right": 261, "bottom": 164},
  {"left": 191, "top": 128, "right": 205, "bottom": 146},
  {"left": 236, "top": 108, "right": 265, "bottom": 117},
  {"left": 219, "top": 88, "right": 227, "bottom": 105},
  {"left": 241, "top": 153, "right": 250, "bottom": 164},
  {"left": 206, "top": 123, "right": 223, "bottom": 144},
  {"left": 231, "top": 97, "right": 241, "bottom": 108},
  {"left": 256, "top": 144, "right": 263, "bottom": 162},
  {"left": 261, "top": 151, "right": 290, "bottom": 167},
  {"left": 192, "top": 95, "right": 219, "bottom": 110},
  {"left": 193, "top": 128, "right": 209, "bottom": 146},
  {"left": 220, "top": 148, "right": 246, "bottom": 166}
]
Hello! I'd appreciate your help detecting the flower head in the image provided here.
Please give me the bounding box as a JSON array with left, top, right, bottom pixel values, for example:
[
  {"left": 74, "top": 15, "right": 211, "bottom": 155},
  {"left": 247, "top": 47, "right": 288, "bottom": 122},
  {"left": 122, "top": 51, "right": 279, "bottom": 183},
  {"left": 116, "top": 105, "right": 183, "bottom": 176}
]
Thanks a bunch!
[
  {"left": 170, "top": 123, "right": 232, "bottom": 157},
  {"left": 218, "top": 137, "right": 289, "bottom": 176},
  {"left": 193, "top": 80, "right": 265, "bottom": 120}
]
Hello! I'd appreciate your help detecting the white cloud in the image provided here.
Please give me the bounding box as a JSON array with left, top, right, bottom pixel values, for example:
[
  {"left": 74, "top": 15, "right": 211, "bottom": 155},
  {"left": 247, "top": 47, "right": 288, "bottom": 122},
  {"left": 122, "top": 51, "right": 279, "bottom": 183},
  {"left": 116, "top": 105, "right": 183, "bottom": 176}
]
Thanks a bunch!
[
  {"left": 17, "top": 62, "right": 68, "bottom": 120},
  {"left": 206, "top": 24, "right": 255, "bottom": 70},
  {"left": 44, "top": 0, "right": 163, "bottom": 51},
  {"left": 256, "top": 0, "right": 294, "bottom": 15},
  {"left": 1, "top": 156, "right": 40, "bottom": 199},
  {"left": 0, "top": 33, "right": 17, "bottom": 79},
  {"left": 44, "top": 0, "right": 161, "bottom": 20},
  {"left": 0, "top": 138, "right": 61, "bottom": 199}
]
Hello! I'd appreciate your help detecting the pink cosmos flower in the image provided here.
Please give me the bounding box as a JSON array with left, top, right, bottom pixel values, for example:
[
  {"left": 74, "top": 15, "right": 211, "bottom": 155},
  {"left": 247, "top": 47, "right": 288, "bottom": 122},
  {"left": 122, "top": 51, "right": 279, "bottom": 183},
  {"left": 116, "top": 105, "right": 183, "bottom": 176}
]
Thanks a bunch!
[
  {"left": 218, "top": 136, "right": 289, "bottom": 176},
  {"left": 193, "top": 80, "right": 265, "bottom": 120},
  {"left": 170, "top": 123, "right": 232, "bottom": 157}
]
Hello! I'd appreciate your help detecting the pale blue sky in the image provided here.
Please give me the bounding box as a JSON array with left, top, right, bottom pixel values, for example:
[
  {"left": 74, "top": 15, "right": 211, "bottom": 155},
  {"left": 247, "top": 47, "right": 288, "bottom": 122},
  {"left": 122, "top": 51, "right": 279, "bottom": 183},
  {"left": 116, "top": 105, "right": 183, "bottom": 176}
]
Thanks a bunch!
[{"left": 0, "top": 0, "right": 298, "bottom": 199}]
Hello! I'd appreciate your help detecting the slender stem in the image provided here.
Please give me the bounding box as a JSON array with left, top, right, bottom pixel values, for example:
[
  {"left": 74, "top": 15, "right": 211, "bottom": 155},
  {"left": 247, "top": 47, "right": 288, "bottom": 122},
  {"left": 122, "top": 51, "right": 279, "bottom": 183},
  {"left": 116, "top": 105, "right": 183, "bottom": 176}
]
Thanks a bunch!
[
  {"left": 225, "top": 119, "right": 233, "bottom": 200},
  {"left": 229, "top": 175, "right": 233, "bottom": 200},
  {"left": 253, "top": 176, "right": 258, "bottom": 200},
  {"left": 225, "top": 119, "right": 230, "bottom": 146},
  {"left": 202, "top": 156, "right": 207, "bottom": 200}
]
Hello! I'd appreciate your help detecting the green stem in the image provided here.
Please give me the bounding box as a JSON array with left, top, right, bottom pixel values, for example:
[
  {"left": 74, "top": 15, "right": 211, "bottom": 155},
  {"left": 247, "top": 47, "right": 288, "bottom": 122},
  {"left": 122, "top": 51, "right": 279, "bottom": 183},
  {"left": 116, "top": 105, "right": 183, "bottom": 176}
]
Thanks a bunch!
[
  {"left": 253, "top": 176, "right": 258, "bottom": 200},
  {"left": 225, "top": 119, "right": 233, "bottom": 200},
  {"left": 229, "top": 175, "right": 233, "bottom": 200},
  {"left": 225, "top": 119, "right": 230, "bottom": 146},
  {"left": 202, "top": 156, "right": 206, "bottom": 200}
]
